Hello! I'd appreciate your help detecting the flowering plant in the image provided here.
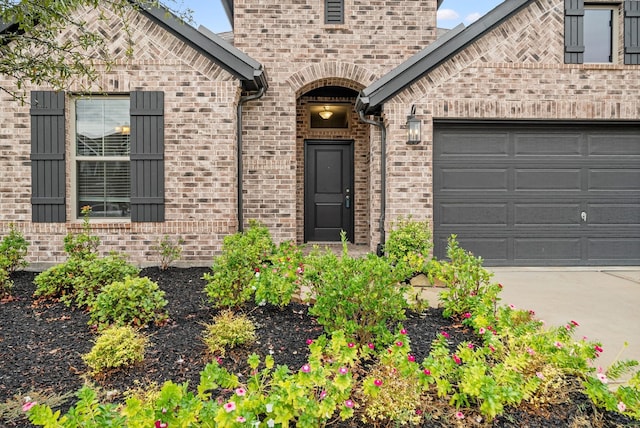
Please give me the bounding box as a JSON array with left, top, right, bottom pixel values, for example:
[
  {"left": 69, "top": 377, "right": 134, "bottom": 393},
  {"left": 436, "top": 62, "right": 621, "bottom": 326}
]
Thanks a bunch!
[{"left": 251, "top": 240, "right": 304, "bottom": 308}]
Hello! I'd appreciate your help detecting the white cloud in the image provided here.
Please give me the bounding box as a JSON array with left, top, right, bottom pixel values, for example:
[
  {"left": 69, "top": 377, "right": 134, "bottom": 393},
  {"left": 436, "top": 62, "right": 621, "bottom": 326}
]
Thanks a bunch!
[
  {"left": 464, "top": 12, "right": 483, "bottom": 24},
  {"left": 437, "top": 8, "right": 460, "bottom": 21}
]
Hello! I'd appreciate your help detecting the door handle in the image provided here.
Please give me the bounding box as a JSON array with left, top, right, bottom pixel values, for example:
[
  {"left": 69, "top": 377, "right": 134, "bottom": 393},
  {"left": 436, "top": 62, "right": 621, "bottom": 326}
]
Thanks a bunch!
[
  {"left": 581, "top": 211, "right": 587, "bottom": 222},
  {"left": 345, "top": 188, "right": 351, "bottom": 209}
]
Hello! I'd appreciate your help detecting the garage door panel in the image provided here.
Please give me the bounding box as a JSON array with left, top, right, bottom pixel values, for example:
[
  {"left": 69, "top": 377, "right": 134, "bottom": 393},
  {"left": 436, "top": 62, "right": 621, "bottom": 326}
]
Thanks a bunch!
[
  {"left": 515, "top": 133, "right": 582, "bottom": 156},
  {"left": 588, "top": 134, "right": 640, "bottom": 156},
  {"left": 514, "top": 238, "right": 582, "bottom": 261},
  {"left": 515, "top": 169, "right": 582, "bottom": 191},
  {"left": 588, "top": 169, "right": 640, "bottom": 190},
  {"left": 435, "top": 236, "right": 508, "bottom": 263},
  {"left": 439, "top": 168, "right": 508, "bottom": 191},
  {"left": 439, "top": 203, "right": 508, "bottom": 226},
  {"left": 514, "top": 203, "right": 581, "bottom": 225},
  {"left": 588, "top": 239, "right": 640, "bottom": 263},
  {"left": 436, "top": 132, "right": 509, "bottom": 157},
  {"left": 588, "top": 203, "right": 640, "bottom": 225}
]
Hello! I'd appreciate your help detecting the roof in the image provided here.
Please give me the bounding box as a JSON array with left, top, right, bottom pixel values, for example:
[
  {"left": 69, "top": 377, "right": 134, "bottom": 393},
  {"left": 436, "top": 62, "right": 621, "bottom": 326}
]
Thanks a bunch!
[{"left": 356, "top": 0, "right": 531, "bottom": 114}]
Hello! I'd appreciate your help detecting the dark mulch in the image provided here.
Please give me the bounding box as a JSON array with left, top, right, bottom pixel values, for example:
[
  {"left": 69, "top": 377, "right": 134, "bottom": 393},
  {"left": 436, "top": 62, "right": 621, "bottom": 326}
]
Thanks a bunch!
[{"left": 0, "top": 267, "right": 634, "bottom": 427}]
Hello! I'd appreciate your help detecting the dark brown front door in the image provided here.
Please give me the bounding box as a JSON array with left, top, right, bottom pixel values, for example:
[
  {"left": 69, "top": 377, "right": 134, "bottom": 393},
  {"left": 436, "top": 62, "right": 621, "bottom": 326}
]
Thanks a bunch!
[{"left": 304, "top": 141, "right": 354, "bottom": 242}]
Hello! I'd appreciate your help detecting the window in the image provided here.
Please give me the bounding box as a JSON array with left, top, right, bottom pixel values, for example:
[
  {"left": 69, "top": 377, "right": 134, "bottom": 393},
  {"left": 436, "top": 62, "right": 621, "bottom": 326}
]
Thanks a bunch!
[
  {"left": 310, "top": 104, "right": 350, "bottom": 128},
  {"left": 74, "top": 97, "right": 131, "bottom": 218},
  {"left": 584, "top": 7, "right": 614, "bottom": 62},
  {"left": 325, "top": 0, "right": 344, "bottom": 24}
]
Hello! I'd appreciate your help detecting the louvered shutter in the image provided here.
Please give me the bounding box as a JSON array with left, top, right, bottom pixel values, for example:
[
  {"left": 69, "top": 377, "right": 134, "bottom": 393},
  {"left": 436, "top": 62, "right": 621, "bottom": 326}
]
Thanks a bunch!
[
  {"left": 565, "top": 0, "right": 585, "bottom": 64},
  {"left": 130, "top": 91, "right": 164, "bottom": 222},
  {"left": 625, "top": 0, "right": 640, "bottom": 64},
  {"left": 30, "top": 91, "right": 66, "bottom": 222},
  {"left": 325, "top": 0, "right": 344, "bottom": 24}
]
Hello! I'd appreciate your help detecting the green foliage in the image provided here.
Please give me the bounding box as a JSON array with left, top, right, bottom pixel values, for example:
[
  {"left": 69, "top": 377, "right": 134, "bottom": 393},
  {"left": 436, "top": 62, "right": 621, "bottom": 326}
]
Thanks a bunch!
[
  {"left": 203, "top": 221, "right": 275, "bottom": 309},
  {"left": 306, "top": 235, "right": 410, "bottom": 345},
  {"left": 202, "top": 310, "right": 257, "bottom": 356},
  {"left": 0, "top": 258, "right": 12, "bottom": 298},
  {"left": 251, "top": 240, "right": 305, "bottom": 308},
  {"left": 63, "top": 206, "right": 100, "bottom": 258},
  {"left": 89, "top": 276, "right": 167, "bottom": 329},
  {"left": 385, "top": 217, "right": 432, "bottom": 274},
  {"left": 431, "top": 235, "right": 502, "bottom": 319},
  {"left": 152, "top": 235, "right": 185, "bottom": 270},
  {"left": 0, "top": 223, "right": 29, "bottom": 274},
  {"left": 33, "top": 253, "right": 140, "bottom": 308},
  {"left": 82, "top": 326, "right": 147, "bottom": 376}
]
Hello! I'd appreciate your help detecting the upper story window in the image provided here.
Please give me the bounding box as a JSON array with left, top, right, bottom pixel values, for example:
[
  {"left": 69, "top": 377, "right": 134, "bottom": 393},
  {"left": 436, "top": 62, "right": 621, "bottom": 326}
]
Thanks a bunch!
[
  {"left": 74, "top": 97, "right": 131, "bottom": 219},
  {"left": 325, "top": 0, "right": 344, "bottom": 24},
  {"left": 565, "top": 0, "right": 640, "bottom": 64}
]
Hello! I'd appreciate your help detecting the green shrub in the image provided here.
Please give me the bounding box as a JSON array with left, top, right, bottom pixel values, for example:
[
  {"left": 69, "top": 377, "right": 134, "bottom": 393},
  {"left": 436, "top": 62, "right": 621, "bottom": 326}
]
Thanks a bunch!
[
  {"left": 0, "top": 258, "right": 12, "bottom": 298},
  {"left": 90, "top": 276, "right": 167, "bottom": 329},
  {"left": 306, "top": 235, "right": 410, "bottom": 345},
  {"left": 82, "top": 326, "right": 147, "bottom": 375},
  {"left": 202, "top": 310, "right": 257, "bottom": 356},
  {"left": 203, "top": 221, "right": 274, "bottom": 309},
  {"left": 430, "top": 235, "right": 501, "bottom": 319},
  {"left": 63, "top": 205, "right": 100, "bottom": 258},
  {"left": 152, "top": 235, "right": 185, "bottom": 270},
  {"left": 385, "top": 217, "right": 432, "bottom": 275},
  {"left": 0, "top": 223, "right": 29, "bottom": 274},
  {"left": 33, "top": 253, "right": 140, "bottom": 308},
  {"left": 251, "top": 240, "right": 304, "bottom": 308}
]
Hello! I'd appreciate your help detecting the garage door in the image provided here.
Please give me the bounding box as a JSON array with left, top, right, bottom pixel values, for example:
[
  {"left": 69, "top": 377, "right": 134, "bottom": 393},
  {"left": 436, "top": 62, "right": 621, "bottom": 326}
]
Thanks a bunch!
[{"left": 433, "top": 122, "right": 640, "bottom": 266}]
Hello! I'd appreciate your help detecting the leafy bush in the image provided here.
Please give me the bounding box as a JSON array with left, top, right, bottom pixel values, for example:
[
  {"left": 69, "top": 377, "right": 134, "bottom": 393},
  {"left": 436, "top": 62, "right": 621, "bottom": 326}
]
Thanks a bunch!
[
  {"left": 430, "top": 235, "right": 501, "bottom": 319},
  {"left": 89, "top": 276, "right": 167, "bottom": 329},
  {"left": 251, "top": 240, "right": 304, "bottom": 308},
  {"left": 0, "top": 223, "right": 29, "bottom": 274},
  {"left": 385, "top": 217, "right": 432, "bottom": 275},
  {"left": 203, "top": 221, "right": 274, "bottom": 309},
  {"left": 202, "top": 310, "right": 257, "bottom": 356},
  {"left": 33, "top": 253, "right": 140, "bottom": 308},
  {"left": 82, "top": 326, "right": 147, "bottom": 376},
  {"left": 305, "top": 236, "right": 410, "bottom": 345},
  {"left": 0, "top": 260, "right": 12, "bottom": 298},
  {"left": 152, "top": 235, "right": 185, "bottom": 270},
  {"left": 63, "top": 205, "right": 100, "bottom": 258}
]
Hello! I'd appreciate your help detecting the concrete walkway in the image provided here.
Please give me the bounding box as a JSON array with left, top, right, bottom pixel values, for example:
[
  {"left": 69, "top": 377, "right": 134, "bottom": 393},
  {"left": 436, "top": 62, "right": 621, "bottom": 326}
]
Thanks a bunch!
[{"left": 489, "top": 268, "right": 640, "bottom": 385}]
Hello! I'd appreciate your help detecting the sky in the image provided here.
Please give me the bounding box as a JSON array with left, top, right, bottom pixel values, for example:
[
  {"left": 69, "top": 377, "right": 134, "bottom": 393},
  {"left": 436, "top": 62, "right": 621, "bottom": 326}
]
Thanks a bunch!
[{"left": 179, "top": 0, "right": 505, "bottom": 34}]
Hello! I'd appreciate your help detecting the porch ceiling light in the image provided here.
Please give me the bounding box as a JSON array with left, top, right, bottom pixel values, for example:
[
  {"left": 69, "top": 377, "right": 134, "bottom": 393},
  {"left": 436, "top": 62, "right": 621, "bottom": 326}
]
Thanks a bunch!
[
  {"left": 319, "top": 106, "right": 333, "bottom": 120},
  {"left": 406, "top": 105, "right": 420, "bottom": 145}
]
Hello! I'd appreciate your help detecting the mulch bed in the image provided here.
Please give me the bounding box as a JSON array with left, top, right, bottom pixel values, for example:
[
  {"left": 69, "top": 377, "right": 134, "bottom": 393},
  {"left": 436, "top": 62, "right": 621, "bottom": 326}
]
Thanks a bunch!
[{"left": 0, "top": 267, "right": 634, "bottom": 427}]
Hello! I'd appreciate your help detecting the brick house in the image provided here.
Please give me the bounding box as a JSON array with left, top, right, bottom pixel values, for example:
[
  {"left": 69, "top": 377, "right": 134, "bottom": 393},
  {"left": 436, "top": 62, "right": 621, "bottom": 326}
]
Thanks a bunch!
[{"left": 1, "top": 0, "right": 639, "bottom": 266}]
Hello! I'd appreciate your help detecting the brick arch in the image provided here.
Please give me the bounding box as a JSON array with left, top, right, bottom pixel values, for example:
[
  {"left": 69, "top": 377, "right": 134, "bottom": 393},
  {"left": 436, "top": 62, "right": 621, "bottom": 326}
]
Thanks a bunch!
[{"left": 287, "top": 62, "right": 377, "bottom": 96}]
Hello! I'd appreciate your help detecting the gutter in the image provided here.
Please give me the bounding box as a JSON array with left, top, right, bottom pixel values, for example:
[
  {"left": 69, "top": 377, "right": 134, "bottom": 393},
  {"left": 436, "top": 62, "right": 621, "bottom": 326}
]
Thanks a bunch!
[
  {"left": 357, "top": 106, "right": 387, "bottom": 256},
  {"left": 237, "top": 84, "right": 266, "bottom": 232}
]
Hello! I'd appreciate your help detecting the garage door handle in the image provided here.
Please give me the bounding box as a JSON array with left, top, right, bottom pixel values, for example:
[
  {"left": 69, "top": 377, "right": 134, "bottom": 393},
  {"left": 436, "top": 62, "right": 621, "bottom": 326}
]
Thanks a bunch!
[{"left": 581, "top": 211, "right": 587, "bottom": 222}]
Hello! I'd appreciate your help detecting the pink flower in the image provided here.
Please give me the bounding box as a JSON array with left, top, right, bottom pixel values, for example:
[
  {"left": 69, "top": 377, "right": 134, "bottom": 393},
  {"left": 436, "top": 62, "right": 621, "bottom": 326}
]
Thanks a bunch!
[
  {"left": 344, "top": 399, "right": 354, "bottom": 408},
  {"left": 306, "top": 339, "right": 313, "bottom": 345},
  {"left": 235, "top": 388, "right": 246, "bottom": 396},
  {"left": 571, "top": 320, "right": 580, "bottom": 326},
  {"left": 595, "top": 345, "right": 604, "bottom": 354},
  {"left": 554, "top": 341, "right": 563, "bottom": 349},
  {"left": 407, "top": 354, "right": 416, "bottom": 362},
  {"left": 320, "top": 390, "right": 327, "bottom": 399},
  {"left": 400, "top": 328, "right": 407, "bottom": 335},
  {"left": 22, "top": 402, "right": 37, "bottom": 412},
  {"left": 237, "top": 416, "right": 246, "bottom": 423},
  {"left": 478, "top": 328, "right": 486, "bottom": 335},
  {"left": 368, "top": 343, "right": 375, "bottom": 350},
  {"left": 489, "top": 345, "right": 496, "bottom": 352},
  {"left": 415, "top": 409, "right": 423, "bottom": 415},
  {"left": 224, "top": 402, "right": 236, "bottom": 412},
  {"left": 396, "top": 341, "right": 403, "bottom": 347},
  {"left": 154, "top": 421, "right": 168, "bottom": 428},
  {"left": 339, "top": 367, "right": 348, "bottom": 375},
  {"left": 423, "top": 369, "right": 431, "bottom": 376},
  {"left": 296, "top": 266, "right": 304, "bottom": 274},
  {"left": 467, "top": 343, "right": 474, "bottom": 350},
  {"left": 618, "top": 401, "right": 627, "bottom": 412},
  {"left": 536, "top": 372, "right": 545, "bottom": 380},
  {"left": 455, "top": 411, "right": 465, "bottom": 419},
  {"left": 597, "top": 373, "right": 608, "bottom": 384},
  {"left": 452, "top": 354, "right": 461, "bottom": 364},
  {"left": 509, "top": 304, "right": 516, "bottom": 309},
  {"left": 374, "top": 379, "right": 383, "bottom": 387},
  {"left": 527, "top": 347, "right": 535, "bottom": 355},
  {"left": 300, "top": 364, "right": 311, "bottom": 373},
  {"left": 441, "top": 331, "right": 450, "bottom": 339},
  {"left": 463, "top": 312, "right": 471, "bottom": 319},
  {"left": 348, "top": 342, "right": 355, "bottom": 348}
]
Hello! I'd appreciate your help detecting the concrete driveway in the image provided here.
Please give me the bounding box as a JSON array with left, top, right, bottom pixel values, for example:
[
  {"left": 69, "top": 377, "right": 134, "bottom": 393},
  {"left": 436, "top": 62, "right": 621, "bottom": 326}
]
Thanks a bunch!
[{"left": 490, "top": 268, "right": 640, "bottom": 385}]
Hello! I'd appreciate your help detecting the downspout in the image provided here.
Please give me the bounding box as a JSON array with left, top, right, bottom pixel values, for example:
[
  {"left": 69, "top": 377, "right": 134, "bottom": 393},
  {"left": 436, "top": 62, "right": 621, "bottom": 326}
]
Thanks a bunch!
[
  {"left": 237, "top": 86, "right": 266, "bottom": 232},
  {"left": 357, "top": 110, "right": 387, "bottom": 257}
]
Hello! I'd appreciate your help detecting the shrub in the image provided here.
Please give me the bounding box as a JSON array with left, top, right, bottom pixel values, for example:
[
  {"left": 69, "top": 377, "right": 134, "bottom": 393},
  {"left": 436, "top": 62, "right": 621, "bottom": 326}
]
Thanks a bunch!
[
  {"left": 82, "top": 326, "right": 147, "bottom": 376},
  {"left": 0, "top": 258, "right": 12, "bottom": 298},
  {"left": 152, "top": 235, "right": 185, "bottom": 270},
  {"left": 33, "top": 253, "right": 140, "bottom": 308},
  {"left": 203, "top": 221, "right": 274, "bottom": 309},
  {"left": 202, "top": 310, "right": 257, "bottom": 356},
  {"left": 90, "top": 276, "right": 167, "bottom": 329},
  {"left": 0, "top": 223, "right": 29, "bottom": 274},
  {"left": 63, "top": 205, "right": 100, "bottom": 258},
  {"left": 430, "top": 235, "right": 501, "bottom": 319},
  {"left": 306, "top": 235, "right": 410, "bottom": 345},
  {"left": 385, "top": 217, "right": 432, "bottom": 275},
  {"left": 251, "top": 240, "right": 304, "bottom": 308}
]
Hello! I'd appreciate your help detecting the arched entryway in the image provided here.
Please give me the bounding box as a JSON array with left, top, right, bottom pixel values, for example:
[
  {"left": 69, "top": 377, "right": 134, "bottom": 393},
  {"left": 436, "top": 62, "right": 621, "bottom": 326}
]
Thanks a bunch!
[{"left": 296, "top": 83, "right": 370, "bottom": 245}]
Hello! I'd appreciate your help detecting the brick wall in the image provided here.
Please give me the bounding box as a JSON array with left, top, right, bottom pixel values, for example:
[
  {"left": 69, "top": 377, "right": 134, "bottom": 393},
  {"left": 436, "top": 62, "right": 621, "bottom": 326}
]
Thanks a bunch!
[{"left": 0, "top": 7, "right": 242, "bottom": 266}]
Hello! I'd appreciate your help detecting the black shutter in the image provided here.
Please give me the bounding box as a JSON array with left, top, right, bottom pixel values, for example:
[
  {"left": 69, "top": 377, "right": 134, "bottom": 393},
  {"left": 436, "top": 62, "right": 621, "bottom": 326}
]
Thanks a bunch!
[
  {"left": 130, "top": 91, "right": 164, "bottom": 222},
  {"left": 30, "top": 91, "right": 66, "bottom": 222},
  {"left": 565, "top": 0, "right": 585, "bottom": 64},
  {"left": 325, "top": 0, "right": 344, "bottom": 24},
  {"left": 625, "top": 0, "right": 640, "bottom": 64}
]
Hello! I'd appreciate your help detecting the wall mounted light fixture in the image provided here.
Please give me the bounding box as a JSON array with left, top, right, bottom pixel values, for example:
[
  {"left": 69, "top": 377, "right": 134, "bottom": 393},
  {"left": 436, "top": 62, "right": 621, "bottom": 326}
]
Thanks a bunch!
[{"left": 406, "top": 105, "right": 420, "bottom": 145}]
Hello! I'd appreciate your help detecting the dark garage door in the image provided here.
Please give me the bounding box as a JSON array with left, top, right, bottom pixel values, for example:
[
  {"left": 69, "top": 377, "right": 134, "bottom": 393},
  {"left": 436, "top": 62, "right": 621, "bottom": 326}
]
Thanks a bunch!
[{"left": 433, "top": 122, "right": 640, "bottom": 266}]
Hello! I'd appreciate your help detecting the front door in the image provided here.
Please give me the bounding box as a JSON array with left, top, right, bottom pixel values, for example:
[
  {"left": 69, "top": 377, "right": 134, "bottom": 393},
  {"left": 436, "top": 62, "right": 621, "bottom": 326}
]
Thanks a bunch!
[{"left": 304, "top": 141, "right": 354, "bottom": 242}]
